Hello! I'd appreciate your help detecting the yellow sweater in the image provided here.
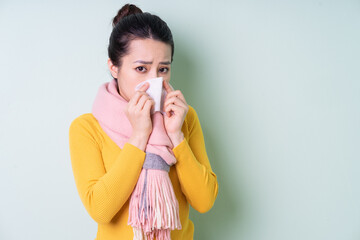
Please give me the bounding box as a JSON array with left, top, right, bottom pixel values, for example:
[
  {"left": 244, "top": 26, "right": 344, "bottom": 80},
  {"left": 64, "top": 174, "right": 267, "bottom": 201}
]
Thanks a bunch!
[{"left": 68, "top": 105, "right": 218, "bottom": 240}]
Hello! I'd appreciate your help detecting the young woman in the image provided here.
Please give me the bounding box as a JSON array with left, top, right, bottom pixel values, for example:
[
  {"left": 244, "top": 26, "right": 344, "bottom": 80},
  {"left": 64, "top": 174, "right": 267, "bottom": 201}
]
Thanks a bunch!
[{"left": 69, "top": 4, "right": 218, "bottom": 240}]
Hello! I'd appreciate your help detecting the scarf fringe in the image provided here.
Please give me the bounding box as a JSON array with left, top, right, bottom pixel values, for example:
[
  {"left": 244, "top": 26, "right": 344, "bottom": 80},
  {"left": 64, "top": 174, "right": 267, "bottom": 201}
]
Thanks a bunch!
[
  {"left": 133, "top": 228, "right": 170, "bottom": 240},
  {"left": 128, "top": 169, "right": 182, "bottom": 240}
]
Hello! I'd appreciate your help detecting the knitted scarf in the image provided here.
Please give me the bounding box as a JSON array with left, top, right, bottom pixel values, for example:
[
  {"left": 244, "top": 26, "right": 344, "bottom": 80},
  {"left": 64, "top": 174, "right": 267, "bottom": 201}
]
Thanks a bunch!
[{"left": 91, "top": 78, "right": 181, "bottom": 240}]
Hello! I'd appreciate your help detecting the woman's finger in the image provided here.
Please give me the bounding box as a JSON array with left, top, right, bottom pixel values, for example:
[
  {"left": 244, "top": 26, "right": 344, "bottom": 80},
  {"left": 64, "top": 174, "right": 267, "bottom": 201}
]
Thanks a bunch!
[
  {"left": 136, "top": 94, "right": 152, "bottom": 112},
  {"left": 129, "top": 90, "right": 143, "bottom": 106},
  {"left": 129, "top": 82, "right": 149, "bottom": 105},
  {"left": 163, "top": 95, "right": 187, "bottom": 111},
  {"left": 143, "top": 98, "right": 155, "bottom": 113},
  {"left": 163, "top": 80, "right": 174, "bottom": 93},
  {"left": 163, "top": 80, "right": 186, "bottom": 103},
  {"left": 139, "top": 82, "right": 150, "bottom": 92},
  {"left": 165, "top": 90, "right": 186, "bottom": 104},
  {"left": 164, "top": 103, "right": 185, "bottom": 117}
]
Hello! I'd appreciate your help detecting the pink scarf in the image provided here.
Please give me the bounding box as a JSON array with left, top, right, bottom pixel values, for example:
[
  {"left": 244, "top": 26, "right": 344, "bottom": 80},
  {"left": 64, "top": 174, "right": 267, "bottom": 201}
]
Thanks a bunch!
[{"left": 92, "top": 78, "right": 181, "bottom": 240}]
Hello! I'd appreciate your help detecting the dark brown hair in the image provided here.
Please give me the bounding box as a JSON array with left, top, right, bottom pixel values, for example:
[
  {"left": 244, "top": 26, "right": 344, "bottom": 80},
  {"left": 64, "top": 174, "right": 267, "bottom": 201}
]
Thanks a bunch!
[{"left": 108, "top": 4, "right": 174, "bottom": 73}]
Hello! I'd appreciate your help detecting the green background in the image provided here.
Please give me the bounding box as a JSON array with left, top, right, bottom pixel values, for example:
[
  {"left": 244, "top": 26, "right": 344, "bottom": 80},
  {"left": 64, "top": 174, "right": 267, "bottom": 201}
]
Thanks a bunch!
[{"left": 169, "top": 1, "right": 360, "bottom": 239}]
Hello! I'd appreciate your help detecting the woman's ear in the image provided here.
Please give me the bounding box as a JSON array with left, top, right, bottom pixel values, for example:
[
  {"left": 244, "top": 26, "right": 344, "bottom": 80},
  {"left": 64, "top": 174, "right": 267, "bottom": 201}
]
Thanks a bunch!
[{"left": 107, "top": 58, "right": 119, "bottom": 78}]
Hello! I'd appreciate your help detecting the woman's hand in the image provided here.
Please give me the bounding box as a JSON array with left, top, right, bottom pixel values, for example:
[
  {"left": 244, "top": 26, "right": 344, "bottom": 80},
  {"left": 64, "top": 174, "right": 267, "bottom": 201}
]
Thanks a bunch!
[
  {"left": 162, "top": 80, "right": 189, "bottom": 147},
  {"left": 125, "top": 82, "right": 155, "bottom": 151}
]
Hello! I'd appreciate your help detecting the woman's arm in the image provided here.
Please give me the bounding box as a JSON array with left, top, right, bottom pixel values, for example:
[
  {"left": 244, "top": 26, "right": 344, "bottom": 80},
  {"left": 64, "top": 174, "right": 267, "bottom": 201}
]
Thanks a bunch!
[
  {"left": 69, "top": 116, "right": 145, "bottom": 224},
  {"left": 173, "top": 106, "right": 219, "bottom": 213}
]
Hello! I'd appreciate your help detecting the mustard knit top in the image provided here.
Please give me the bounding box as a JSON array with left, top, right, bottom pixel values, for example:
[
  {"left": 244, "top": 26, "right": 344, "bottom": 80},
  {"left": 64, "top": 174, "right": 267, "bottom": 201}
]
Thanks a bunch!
[{"left": 68, "top": 105, "right": 218, "bottom": 240}]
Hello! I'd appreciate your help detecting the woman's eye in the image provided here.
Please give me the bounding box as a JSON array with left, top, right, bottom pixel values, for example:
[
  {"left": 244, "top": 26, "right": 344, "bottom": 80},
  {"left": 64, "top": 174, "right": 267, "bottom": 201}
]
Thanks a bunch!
[
  {"left": 136, "top": 66, "right": 147, "bottom": 72},
  {"left": 159, "top": 67, "right": 169, "bottom": 73}
]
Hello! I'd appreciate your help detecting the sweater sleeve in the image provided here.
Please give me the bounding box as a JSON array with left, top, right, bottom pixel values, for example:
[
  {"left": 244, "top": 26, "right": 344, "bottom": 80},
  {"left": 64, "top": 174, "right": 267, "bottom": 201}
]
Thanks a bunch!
[
  {"left": 68, "top": 116, "right": 146, "bottom": 224},
  {"left": 172, "top": 106, "right": 219, "bottom": 213}
]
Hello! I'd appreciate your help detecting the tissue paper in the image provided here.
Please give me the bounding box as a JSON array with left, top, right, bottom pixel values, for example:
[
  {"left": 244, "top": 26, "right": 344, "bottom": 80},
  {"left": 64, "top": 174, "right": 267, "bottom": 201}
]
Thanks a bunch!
[{"left": 134, "top": 77, "right": 171, "bottom": 115}]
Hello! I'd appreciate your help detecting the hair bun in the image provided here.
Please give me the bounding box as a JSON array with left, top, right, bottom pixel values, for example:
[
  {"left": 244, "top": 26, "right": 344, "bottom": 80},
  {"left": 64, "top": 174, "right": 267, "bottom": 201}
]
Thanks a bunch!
[{"left": 112, "top": 4, "right": 143, "bottom": 27}]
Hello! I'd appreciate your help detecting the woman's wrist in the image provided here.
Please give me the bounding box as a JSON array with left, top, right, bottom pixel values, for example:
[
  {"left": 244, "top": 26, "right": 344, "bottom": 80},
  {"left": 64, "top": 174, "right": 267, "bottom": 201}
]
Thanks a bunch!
[
  {"left": 168, "top": 131, "right": 184, "bottom": 149},
  {"left": 128, "top": 133, "right": 149, "bottom": 152}
]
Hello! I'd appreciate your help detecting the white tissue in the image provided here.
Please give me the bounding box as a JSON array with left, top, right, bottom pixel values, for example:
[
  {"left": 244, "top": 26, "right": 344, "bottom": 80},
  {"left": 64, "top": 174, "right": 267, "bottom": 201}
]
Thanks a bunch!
[{"left": 134, "top": 77, "right": 172, "bottom": 115}]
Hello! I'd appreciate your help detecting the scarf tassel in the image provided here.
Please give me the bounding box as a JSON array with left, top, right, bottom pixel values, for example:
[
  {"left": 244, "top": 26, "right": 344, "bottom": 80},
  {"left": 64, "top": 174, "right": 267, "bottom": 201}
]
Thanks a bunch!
[{"left": 128, "top": 154, "right": 181, "bottom": 240}]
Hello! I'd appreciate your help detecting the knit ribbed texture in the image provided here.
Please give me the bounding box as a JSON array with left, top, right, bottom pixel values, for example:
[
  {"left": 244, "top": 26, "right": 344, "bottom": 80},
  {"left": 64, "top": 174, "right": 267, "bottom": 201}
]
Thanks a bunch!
[
  {"left": 91, "top": 79, "right": 181, "bottom": 239},
  {"left": 69, "top": 104, "right": 219, "bottom": 239}
]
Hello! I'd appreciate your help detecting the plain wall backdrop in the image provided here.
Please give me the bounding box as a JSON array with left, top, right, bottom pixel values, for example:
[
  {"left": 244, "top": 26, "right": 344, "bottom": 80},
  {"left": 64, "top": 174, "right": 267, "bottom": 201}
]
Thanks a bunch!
[{"left": 0, "top": 0, "right": 359, "bottom": 239}]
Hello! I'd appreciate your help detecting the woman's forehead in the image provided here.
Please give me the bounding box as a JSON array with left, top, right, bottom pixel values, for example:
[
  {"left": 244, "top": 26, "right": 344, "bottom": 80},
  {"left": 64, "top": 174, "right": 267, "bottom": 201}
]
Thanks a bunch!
[{"left": 127, "top": 38, "right": 172, "bottom": 60}]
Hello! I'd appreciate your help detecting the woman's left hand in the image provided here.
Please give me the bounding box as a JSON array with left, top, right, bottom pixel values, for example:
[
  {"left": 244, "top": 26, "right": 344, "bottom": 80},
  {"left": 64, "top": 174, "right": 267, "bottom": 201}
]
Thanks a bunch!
[{"left": 162, "top": 80, "right": 189, "bottom": 147}]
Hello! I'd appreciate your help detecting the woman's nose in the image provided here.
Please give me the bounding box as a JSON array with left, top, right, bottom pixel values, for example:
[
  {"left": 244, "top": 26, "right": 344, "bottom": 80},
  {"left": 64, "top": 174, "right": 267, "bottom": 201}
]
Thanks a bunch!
[{"left": 148, "top": 69, "right": 159, "bottom": 79}]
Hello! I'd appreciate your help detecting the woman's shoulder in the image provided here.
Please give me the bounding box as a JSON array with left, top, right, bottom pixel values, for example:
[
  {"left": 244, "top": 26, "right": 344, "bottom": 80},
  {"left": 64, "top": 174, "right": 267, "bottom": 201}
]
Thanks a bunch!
[
  {"left": 69, "top": 113, "right": 101, "bottom": 136},
  {"left": 185, "top": 104, "right": 201, "bottom": 129},
  {"left": 187, "top": 104, "right": 199, "bottom": 119},
  {"left": 70, "top": 113, "right": 97, "bottom": 126}
]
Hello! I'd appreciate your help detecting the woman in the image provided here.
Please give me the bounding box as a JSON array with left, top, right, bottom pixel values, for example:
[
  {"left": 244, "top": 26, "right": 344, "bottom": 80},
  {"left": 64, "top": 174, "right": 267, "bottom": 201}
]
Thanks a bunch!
[{"left": 69, "top": 4, "right": 218, "bottom": 240}]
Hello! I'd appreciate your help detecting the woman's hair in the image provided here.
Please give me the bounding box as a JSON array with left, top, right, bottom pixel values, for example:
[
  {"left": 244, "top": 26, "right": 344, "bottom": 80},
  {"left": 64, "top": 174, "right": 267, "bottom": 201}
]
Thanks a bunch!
[{"left": 108, "top": 4, "right": 174, "bottom": 70}]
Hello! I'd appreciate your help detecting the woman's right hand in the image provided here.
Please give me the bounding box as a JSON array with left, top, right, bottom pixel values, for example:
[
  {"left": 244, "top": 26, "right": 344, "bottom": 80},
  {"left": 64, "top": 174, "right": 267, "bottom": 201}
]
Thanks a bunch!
[{"left": 125, "top": 82, "right": 154, "bottom": 150}]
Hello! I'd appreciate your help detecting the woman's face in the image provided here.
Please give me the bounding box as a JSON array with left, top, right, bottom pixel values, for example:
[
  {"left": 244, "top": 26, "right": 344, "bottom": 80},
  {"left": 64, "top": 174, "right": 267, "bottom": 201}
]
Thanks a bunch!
[{"left": 108, "top": 38, "right": 172, "bottom": 101}]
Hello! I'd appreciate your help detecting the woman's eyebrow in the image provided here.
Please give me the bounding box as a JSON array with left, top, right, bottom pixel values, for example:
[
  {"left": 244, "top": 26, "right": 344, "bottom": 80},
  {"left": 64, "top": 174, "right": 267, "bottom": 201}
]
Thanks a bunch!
[{"left": 133, "top": 60, "right": 171, "bottom": 65}]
